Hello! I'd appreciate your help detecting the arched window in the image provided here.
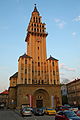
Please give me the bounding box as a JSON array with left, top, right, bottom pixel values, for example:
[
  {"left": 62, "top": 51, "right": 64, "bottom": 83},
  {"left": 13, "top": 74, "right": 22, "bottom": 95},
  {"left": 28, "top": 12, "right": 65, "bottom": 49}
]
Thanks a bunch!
[
  {"left": 33, "top": 17, "right": 35, "bottom": 22},
  {"left": 36, "top": 17, "right": 38, "bottom": 23},
  {"left": 34, "top": 28, "right": 36, "bottom": 32},
  {"left": 39, "top": 18, "right": 40, "bottom": 23}
]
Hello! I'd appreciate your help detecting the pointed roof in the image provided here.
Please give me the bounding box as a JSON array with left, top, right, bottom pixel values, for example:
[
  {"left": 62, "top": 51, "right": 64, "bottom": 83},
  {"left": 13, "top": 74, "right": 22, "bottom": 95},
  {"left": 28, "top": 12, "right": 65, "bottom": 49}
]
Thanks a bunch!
[
  {"left": 47, "top": 55, "right": 58, "bottom": 61},
  {"left": 32, "top": 4, "right": 39, "bottom": 15},
  {"left": 10, "top": 72, "right": 18, "bottom": 79},
  {"left": 19, "top": 53, "right": 32, "bottom": 59}
]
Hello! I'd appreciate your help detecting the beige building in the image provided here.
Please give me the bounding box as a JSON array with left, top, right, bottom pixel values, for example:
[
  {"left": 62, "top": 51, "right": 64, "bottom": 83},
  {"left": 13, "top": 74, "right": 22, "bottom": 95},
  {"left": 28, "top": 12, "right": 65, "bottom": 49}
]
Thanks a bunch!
[
  {"left": 8, "top": 5, "right": 62, "bottom": 109},
  {"left": 67, "top": 79, "right": 80, "bottom": 106}
]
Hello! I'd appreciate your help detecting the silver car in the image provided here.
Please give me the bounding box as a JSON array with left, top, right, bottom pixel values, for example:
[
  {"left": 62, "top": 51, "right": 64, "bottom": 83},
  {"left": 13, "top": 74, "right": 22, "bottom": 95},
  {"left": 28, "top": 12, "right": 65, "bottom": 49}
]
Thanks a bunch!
[{"left": 21, "top": 107, "right": 32, "bottom": 116}]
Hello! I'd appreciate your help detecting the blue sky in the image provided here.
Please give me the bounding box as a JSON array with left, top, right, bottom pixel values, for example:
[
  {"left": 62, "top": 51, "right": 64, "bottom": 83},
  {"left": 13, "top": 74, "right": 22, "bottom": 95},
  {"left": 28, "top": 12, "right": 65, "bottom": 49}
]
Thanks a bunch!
[{"left": 0, "top": 0, "right": 80, "bottom": 92}]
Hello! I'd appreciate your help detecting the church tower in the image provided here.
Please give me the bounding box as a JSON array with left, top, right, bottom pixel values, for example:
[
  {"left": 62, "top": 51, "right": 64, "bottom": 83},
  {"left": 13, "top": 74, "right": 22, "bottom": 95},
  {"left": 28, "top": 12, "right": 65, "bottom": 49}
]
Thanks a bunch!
[
  {"left": 17, "top": 5, "right": 60, "bottom": 85},
  {"left": 9, "top": 5, "right": 62, "bottom": 109},
  {"left": 26, "top": 4, "right": 47, "bottom": 61}
]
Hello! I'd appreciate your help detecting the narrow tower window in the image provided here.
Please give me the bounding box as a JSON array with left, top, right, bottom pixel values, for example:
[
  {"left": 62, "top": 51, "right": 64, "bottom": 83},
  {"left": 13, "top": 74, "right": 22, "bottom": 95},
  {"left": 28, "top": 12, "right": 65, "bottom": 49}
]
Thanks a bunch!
[
  {"left": 34, "top": 24, "right": 36, "bottom": 27},
  {"left": 33, "top": 17, "right": 35, "bottom": 22},
  {"left": 38, "top": 57, "right": 39, "bottom": 60},
  {"left": 36, "top": 17, "right": 38, "bottom": 23},
  {"left": 39, "top": 18, "right": 41, "bottom": 23},
  {"left": 34, "top": 28, "right": 36, "bottom": 32},
  {"left": 38, "top": 62, "right": 40, "bottom": 66},
  {"left": 38, "top": 47, "right": 39, "bottom": 50}
]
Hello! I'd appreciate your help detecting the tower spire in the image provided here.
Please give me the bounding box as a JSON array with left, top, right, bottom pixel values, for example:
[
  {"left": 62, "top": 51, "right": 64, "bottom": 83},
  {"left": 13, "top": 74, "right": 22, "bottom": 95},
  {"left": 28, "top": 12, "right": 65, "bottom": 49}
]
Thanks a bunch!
[{"left": 33, "top": 4, "right": 39, "bottom": 15}]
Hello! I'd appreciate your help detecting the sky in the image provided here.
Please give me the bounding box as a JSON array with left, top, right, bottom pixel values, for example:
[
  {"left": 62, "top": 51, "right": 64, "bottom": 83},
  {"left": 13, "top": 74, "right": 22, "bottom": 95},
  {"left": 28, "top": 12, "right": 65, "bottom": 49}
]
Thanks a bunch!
[{"left": 0, "top": 0, "right": 80, "bottom": 92}]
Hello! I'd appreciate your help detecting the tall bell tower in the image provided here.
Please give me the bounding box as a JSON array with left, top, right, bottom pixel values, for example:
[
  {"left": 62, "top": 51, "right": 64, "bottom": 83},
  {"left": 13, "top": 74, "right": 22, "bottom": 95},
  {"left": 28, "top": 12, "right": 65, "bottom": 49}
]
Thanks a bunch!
[
  {"left": 25, "top": 4, "right": 48, "bottom": 62},
  {"left": 9, "top": 5, "right": 62, "bottom": 109}
]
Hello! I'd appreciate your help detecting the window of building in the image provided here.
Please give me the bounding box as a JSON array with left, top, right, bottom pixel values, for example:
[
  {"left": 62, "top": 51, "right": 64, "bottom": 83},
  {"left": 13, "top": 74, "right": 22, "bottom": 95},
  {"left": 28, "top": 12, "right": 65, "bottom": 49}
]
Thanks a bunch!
[
  {"left": 33, "top": 17, "right": 35, "bottom": 22},
  {"left": 21, "top": 67, "right": 23, "bottom": 70},
  {"left": 32, "top": 80, "right": 34, "bottom": 84},
  {"left": 52, "top": 62, "right": 54, "bottom": 66},
  {"left": 38, "top": 57, "right": 39, "bottom": 60},
  {"left": 38, "top": 62, "right": 40, "bottom": 67},
  {"left": 36, "top": 18, "right": 38, "bottom": 23},
  {"left": 13, "top": 81, "right": 15, "bottom": 84},
  {"left": 38, "top": 80, "right": 40, "bottom": 84},
  {"left": 25, "top": 60, "right": 27, "bottom": 64},
  {"left": 53, "top": 71, "right": 55, "bottom": 75},
  {"left": 38, "top": 71, "right": 40, "bottom": 75},
  {"left": 25, "top": 79, "right": 27, "bottom": 84},
  {"left": 34, "top": 28, "right": 36, "bottom": 32},
  {"left": 54, "top": 80, "right": 56, "bottom": 84},
  {"left": 42, "top": 80, "right": 44, "bottom": 84},
  {"left": 42, "top": 25, "right": 44, "bottom": 28},
  {"left": 38, "top": 47, "right": 39, "bottom": 50},
  {"left": 37, "top": 28, "right": 39, "bottom": 32},
  {"left": 25, "top": 69, "right": 27, "bottom": 74},
  {"left": 39, "top": 18, "right": 40, "bottom": 23},
  {"left": 34, "top": 24, "right": 36, "bottom": 27}
]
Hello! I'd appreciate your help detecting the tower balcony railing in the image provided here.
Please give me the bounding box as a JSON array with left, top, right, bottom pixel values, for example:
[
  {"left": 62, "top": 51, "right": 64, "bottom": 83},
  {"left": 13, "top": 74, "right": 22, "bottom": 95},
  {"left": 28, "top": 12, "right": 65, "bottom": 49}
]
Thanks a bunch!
[{"left": 28, "top": 30, "right": 48, "bottom": 36}]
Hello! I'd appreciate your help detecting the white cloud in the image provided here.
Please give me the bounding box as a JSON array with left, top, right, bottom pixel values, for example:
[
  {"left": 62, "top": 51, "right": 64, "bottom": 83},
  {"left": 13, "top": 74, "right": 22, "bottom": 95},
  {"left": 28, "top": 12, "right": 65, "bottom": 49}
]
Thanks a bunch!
[
  {"left": 60, "top": 63, "right": 76, "bottom": 72},
  {"left": 54, "top": 18, "right": 61, "bottom": 23},
  {"left": 73, "top": 16, "right": 80, "bottom": 22},
  {"left": 72, "top": 32, "right": 77, "bottom": 37},
  {"left": 54, "top": 18, "right": 66, "bottom": 29},
  {"left": 58, "top": 22, "right": 66, "bottom": 29}
]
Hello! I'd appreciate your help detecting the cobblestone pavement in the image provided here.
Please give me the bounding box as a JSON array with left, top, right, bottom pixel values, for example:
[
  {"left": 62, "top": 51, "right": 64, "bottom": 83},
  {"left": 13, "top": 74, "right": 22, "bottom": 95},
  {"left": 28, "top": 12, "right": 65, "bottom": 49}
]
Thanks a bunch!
[
  {"left": 22, "top": 114, "right": 55, "bottom": 120},
  {"left": 0, "top": 109, "right": 55, "bottom": 120},
  {"left": 0, "top": 109, "right": 24, "bottom": 120}
]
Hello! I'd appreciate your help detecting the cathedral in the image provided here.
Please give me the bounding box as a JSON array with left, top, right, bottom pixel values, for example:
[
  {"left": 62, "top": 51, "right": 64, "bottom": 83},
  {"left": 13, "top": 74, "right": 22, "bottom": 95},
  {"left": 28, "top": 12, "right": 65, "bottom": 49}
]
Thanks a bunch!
[{"left": 8, "top": 5, "right": 62, "bottom": 109}]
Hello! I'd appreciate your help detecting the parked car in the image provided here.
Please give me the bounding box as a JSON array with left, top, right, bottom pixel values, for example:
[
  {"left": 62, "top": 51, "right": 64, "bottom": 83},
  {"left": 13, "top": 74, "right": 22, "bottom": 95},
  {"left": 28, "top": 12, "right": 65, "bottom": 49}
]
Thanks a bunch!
[
  {"left": 64, "top": 104, "right": 71, "bottom": 107},
  {"left": 20, "top": 107, "right": 32, "bottom": 116},
  {"left": 76, "top": 110, "right": 80, "bottom": 117},
  {"left": 56, "top": 106, "right": 69, "bottom": 112},
  {"left": 55, "top": 110, "right": 80, "bottom": 120},
  {"left": 45, "top": 108, "right": 56, "bottom": 115},
  {"left": 41, "top": 107, "right": 47, "bottom": 112},
  {"left": 0, "top": 103, "right": 5, "bottom": 109},
  {"left": 70, "top": 106, "right": 78, "bottom": 112},
  {"left": 33, "top": 108, "right": 44, "bottom": 116}
]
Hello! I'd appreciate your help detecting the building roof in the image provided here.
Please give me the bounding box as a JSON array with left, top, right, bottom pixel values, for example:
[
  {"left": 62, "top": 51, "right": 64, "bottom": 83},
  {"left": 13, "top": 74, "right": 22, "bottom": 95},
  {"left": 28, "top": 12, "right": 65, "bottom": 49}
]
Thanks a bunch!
[
  {"left": 19, "top": 53, "right": 32, "bottom": 60},
  {"left": 0, "top": 90, "right": 9, "bottom": 95},
  {"left": 32, "top": 4, "right": 39, "bottom": 15},
  {"left": 66, "top": 79, "right": 80, "bottom": 85},
  {"left": 47, "top": 55, "right": 58, "bottom": 61},
  {"left": 10, "top": 72, "right": 18, "bottom": 79}
]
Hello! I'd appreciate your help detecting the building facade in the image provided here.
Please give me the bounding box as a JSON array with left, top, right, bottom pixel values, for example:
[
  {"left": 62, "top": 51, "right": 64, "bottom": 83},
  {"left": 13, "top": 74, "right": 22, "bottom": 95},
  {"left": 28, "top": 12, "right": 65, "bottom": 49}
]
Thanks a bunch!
[
  {"left": 61, "top": 84, "right": 68, "bottom": 105},
  {"left": 67, "top": 79, "right": 80, "bottom": 106},
  {"left": 8, "top": 5, "right": 62, "bottom": 109}
]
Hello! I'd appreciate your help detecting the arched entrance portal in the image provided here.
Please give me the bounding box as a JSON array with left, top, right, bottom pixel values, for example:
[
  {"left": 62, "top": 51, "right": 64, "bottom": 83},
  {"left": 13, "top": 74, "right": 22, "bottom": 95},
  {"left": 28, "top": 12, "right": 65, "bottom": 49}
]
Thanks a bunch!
[{"left": 33, "top": 89, "right": 49, "bottom": 108}]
